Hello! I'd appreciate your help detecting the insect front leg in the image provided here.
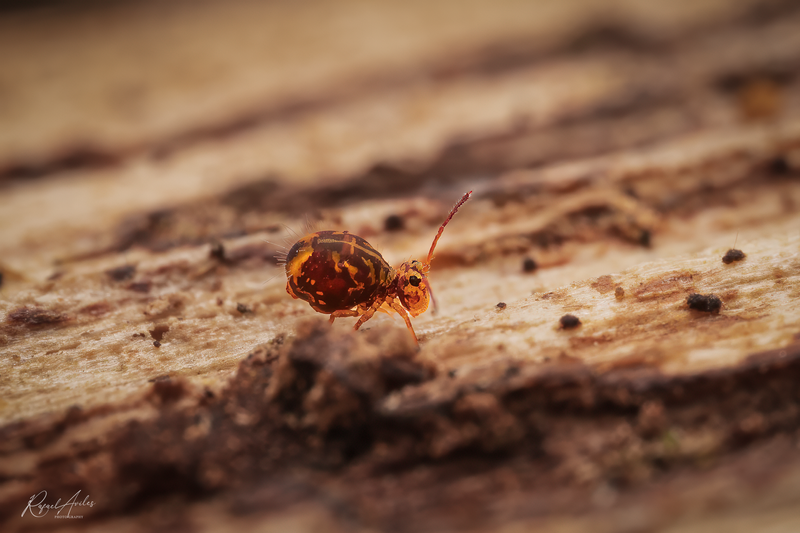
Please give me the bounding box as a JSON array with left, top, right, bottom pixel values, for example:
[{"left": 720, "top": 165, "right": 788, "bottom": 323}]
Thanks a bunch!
[
  {"left": 389, "top": 299, "right": 419, "bottom": 347},
  {"left": 329, "top": 309, "right": 360, "bottom": 324}
]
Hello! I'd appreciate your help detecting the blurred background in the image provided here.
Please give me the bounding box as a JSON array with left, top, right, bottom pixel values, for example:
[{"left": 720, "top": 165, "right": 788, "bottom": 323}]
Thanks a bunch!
[{"left": 2, "top": 0, "right": 797, "bottom": 275}]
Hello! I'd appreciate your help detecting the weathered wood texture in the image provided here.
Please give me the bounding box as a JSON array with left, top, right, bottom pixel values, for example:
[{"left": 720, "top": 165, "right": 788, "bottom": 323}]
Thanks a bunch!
[{"left": 2, "top": 0, "right": 800, "bottom": 531}]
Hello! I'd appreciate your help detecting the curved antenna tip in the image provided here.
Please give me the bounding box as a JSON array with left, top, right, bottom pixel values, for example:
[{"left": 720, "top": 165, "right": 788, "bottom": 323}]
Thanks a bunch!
[{"left": 426, "top": 191, "right": 473, "bottom": 265}]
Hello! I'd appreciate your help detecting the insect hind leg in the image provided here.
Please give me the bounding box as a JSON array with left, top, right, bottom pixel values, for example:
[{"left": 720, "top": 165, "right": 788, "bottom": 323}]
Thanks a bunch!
[{"left": 329, "top": 309, "right": 360, "bottom": 324}]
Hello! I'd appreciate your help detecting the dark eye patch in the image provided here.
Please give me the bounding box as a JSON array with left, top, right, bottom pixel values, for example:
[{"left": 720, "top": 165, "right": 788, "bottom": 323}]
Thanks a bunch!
[{"left": 409, "top": 275, "right": 421, "bottom": 287}]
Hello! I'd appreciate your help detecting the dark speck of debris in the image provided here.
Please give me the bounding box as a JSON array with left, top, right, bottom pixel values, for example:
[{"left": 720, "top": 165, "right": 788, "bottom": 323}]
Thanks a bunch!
[
  {"left": 132, "top": 332, "right": 146, "bottom": 338},
  {"left": 384, "top": 214, "right": 405, "bottom": 232},
  {"left": 496, "top": 302, "right": 507, "bottom": 310},
  {"left": 210, "top": 241, "right": 226, "bottom": 261},
  {"left": 615, "top": 286, "right": 625, "bottom": 299},
  {"left": 106, "top": 264, "right": 136, "bottom": 281},
  {"left": 237, "top": 303, "right": 252, "bottom": 313},
  {"left": 722, "top": 249, "right": 746, "bottom": 264},
  {"left": 522, "top": 257, "right": 538, "bottom": 273},
  {"left": 687, "top": 293, "right": 722, "bottom": 313},
  {"left": 559, "top": 314, "right": 581, "bottom": 329},
  {"left": 153, "top": 341, "right": 162, "bottom": 347}
]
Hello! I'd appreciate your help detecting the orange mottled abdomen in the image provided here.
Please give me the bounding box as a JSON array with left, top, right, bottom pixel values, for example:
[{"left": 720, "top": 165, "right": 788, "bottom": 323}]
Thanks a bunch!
[{"left": 285, "top": 231, "right": 394, "bottom": 313}]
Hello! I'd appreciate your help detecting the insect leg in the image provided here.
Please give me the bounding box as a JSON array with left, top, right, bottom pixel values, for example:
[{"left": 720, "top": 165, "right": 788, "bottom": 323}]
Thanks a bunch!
[
  {"left": 329, "top": 309, "right": 360, "bottom": 324},
  {"left": 389, "top": 299, "right": 419, "bottom": 347},
  {"left": 353, "top": 299, "right": 383, "bottom": 330}
]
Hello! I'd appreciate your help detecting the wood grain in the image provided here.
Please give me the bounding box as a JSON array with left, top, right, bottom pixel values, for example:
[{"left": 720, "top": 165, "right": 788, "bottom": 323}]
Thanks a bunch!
[{"left": 2, "top": 0, "right": 800, "bottom": 531}]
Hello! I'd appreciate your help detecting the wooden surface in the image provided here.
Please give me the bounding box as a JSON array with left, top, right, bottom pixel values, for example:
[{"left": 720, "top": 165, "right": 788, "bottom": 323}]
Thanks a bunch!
[{"left": 2, "top": 0, "right": 800, "bottom": 531}]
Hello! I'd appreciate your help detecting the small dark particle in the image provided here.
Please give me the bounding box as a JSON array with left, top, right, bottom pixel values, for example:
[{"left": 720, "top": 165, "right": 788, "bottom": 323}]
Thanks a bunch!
[
  {"left": 237, "top": 303, "right": 252, "bottom": 313},
  {"left": 559, "top": 314, "right": 581, "bottom": 329},
  {"left": 522, "top": 257, "right": 538, "bottom": 273},
  {"left": 496, "top": 302, "right": 507, "bottom": 310},
  {"left": 448, "top": 369, "right": 457, "bottom": 378},
  {"left": 132, "top": 332, "right": 146, "bottom": 338},
  {"left": 615, "top": 286, "right": 625, "bottom": 299},
  {"left": 153, "top": 341, "right": 162, "bottom": 347},
  {"left": 210, "top": 241, "right": 226, "bottom": 261},
  {"left": 687, "top": 293, "right": 722, "bottom": 313},
  {"left": 106, "top": 264, "right": 136, "bottom": 281},
  {"left": 384, "top": 214, "right": 405, "bottom": 232},
  {"left": 722, "top": 249, "right": 746, "bottom": 264}
]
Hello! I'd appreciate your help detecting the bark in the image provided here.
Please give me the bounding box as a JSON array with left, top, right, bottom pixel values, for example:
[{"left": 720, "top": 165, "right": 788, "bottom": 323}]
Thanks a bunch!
[{"left": 2, "top": 0, "right": 800, "bottom": 531}]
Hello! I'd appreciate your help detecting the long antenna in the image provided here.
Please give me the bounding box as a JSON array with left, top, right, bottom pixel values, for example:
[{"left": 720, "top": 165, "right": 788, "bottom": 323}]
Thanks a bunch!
[{"left": 427, "top": 191, "right": 472, "bottom": 264}]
